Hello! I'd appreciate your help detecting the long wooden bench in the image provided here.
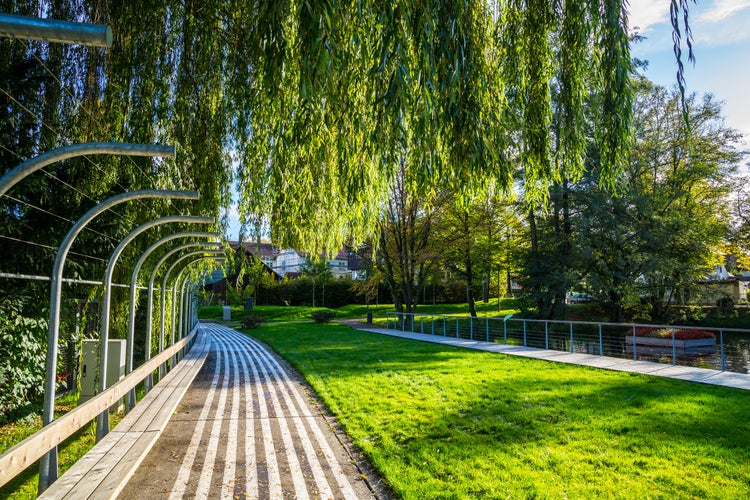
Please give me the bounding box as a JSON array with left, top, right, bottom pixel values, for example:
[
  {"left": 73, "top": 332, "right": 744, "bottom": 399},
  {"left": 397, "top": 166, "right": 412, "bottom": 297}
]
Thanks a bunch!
[{"left": 38, "top": 329, "right": 211, "bottom": 499}]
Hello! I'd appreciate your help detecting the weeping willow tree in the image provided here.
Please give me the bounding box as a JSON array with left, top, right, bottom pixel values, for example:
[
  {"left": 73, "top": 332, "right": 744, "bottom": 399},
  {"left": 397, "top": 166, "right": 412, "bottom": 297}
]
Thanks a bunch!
[
  {"left": 229, "top": 0, "right": 695, "bottom": 252},
  {"left": 1, "top": 0, "right": 697, "bottom": 255}
]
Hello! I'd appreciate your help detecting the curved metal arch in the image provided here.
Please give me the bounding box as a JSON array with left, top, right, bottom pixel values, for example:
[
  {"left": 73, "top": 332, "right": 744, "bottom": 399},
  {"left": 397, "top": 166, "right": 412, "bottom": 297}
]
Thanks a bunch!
[
  {"left": 160, "top": 250, "right": 226, "bottom": 352},
  {"left": 96, "top": 215, "right": 212, "bottom": 440},
  {"left": 125, "top": 228, "right": 217, "bottom": 409},
  {"left": 0, "top": 143, "right": 175, "bottom": 198},
  {"left": 40, "top": 188, "right": 197, "bottom": 491}
]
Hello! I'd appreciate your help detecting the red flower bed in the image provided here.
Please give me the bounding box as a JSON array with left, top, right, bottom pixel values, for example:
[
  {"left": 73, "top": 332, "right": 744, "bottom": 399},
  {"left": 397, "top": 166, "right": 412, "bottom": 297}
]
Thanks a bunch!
[{"left": 632, "top": 327, "right": 715, "bottom": 340}]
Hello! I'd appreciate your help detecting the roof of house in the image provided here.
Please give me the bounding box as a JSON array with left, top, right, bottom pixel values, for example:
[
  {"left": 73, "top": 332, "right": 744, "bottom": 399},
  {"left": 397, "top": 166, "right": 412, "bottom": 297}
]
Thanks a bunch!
[
  {"left": 229, "top": 241, "right": 279, "bottom": 259},
  {"left": 201, "top": 269, "right": 226, "bottom": 286}
]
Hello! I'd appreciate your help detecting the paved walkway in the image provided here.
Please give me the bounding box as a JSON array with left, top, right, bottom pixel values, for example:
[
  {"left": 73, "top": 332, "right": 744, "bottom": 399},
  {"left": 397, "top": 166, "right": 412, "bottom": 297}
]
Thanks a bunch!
[
  {"left": 344, "top": 322, "right": 750, "bottom": 391},
  {"left": 119, "top": 323, "right": 378, "bottom": 499}
]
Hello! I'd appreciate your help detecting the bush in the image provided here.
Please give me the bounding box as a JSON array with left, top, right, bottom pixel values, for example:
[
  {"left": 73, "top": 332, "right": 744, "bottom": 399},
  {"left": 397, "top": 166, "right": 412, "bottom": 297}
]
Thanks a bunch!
[
  {"left": 632, "top": 327, "right": 715, "bottom": 340},
  {"left": 716, "top": 297, "right": 735, "bottom": 310},
  {"left": 311, "top": 311, "right": 336, "bottom": 323},
  {"left": 242, "top": 315, "right": 267, "bottom": 329},
  {"left": 0, "top": 297, "right": 48, "bottom": 422}
]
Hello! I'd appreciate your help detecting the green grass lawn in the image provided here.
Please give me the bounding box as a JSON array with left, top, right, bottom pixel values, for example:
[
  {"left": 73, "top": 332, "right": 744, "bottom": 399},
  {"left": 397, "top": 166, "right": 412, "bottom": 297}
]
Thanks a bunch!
[
  {"left": 199, "top": 303, "right": 398, "bottom": 322},
  {"left": 247, "top": 321, "right": 750, "bottom": 499},
  {"left": 1, "top": 390, "right": 135, "bottom": 498},
  {"left": 198, "top": 298, "right": 521, "bottom": 323}
]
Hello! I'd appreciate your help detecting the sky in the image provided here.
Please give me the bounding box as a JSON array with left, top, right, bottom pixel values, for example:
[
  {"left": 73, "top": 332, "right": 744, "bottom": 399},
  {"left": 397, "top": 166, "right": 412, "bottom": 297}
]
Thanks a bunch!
[
  {"left": 629, "top": 0, "right": 750, "bottom": 143},
  {"left": 225, "top": 2, "right": 750, "bottom": 239}
]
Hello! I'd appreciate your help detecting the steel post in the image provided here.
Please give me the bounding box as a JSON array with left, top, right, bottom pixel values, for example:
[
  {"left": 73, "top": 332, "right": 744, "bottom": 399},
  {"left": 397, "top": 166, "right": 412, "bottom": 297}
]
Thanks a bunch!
[
  {"left": 179, "top": 281, "right": 186, "bottom": 341},
  {"left": 182, "top": 281, "right": 192, "bottom": 339},
  {"left": 0, "top": 12, "right": 112, "bottom": 47},
  {"left": 569, "top": 323, "right": 574, "bottom": 353}
]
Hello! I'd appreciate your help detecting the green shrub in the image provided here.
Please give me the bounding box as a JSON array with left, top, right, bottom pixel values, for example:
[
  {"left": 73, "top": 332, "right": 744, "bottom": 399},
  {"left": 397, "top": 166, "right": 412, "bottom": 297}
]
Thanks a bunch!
[
  {"left": 242, "top": 315, "right": 267, "bottom": 329},
  {"left": 717, "top": 297, "right": 735, "bottom": 310},
  {"left": 311, "top": 311, "right": 336, "bottom": 323},
  {"left": 0, "top": 297, "right": 47, "bottom": 423}
]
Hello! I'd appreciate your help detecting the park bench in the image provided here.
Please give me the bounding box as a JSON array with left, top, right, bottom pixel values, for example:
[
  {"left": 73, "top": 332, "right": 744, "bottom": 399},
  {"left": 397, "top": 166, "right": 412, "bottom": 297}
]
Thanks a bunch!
[{"left": 38, "top": 330, "right": 211, "bottom": 499}]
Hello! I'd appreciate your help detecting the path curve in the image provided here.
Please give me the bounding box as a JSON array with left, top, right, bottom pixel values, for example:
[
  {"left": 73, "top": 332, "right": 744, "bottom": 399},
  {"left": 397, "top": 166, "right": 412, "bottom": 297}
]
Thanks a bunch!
[{"left": 119, "top": 323, "right": 379, "bottom": 499}]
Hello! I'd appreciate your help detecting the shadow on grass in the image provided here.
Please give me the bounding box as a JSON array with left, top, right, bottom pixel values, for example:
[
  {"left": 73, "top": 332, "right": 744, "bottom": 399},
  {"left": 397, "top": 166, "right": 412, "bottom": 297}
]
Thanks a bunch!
[{"left": 247, "top": 321, "right": 750, "bottom": 498}]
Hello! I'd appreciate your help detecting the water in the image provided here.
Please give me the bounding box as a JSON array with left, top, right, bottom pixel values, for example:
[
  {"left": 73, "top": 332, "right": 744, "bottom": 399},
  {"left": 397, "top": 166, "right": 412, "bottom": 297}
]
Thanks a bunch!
[{"left": 389, "top": 314, "right": 750, "bottom": 375}]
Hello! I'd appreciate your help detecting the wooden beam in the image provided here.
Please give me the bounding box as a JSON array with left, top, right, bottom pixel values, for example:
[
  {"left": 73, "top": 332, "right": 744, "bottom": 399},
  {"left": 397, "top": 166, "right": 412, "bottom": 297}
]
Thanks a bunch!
[{"left": 0, "top": 326, "right": 202, "bottom": 488}]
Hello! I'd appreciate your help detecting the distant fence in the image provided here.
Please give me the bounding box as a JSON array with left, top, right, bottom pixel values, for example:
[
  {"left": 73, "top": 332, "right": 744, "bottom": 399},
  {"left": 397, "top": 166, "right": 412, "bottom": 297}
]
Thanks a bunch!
[{"left": 384, "top": 312, "right": 750, "bottom": 374}]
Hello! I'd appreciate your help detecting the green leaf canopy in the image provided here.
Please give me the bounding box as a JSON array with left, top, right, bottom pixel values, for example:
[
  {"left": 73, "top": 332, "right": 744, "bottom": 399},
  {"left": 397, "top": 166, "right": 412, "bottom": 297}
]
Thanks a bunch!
[{"left": 1, "top": 0, "right": 694, "bottom": 252}]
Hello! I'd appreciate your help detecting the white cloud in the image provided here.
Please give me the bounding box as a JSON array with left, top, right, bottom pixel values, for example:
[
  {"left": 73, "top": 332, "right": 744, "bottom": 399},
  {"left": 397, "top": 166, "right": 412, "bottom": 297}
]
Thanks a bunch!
[
  {"left": 628, "top": 0, "right": 671, "bottom": 33},
  {"left": 698, "top": 0, "right": 750, "bottom": 22},
  {"left": 692, "top": 4, "right": 750, "bottom": 46},
  {"left": 629, "top": 1, "right": 750, "bottom": 46},
  {"left": 686, "top": 1, "right": 750, "bottom": 48}
]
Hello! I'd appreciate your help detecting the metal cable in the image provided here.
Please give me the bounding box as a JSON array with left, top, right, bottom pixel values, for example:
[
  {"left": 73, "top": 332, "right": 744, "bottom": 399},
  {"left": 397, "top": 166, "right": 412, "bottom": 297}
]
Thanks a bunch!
[
  {"left": 0, "top": 85, "right": 164, "bottom": 219},
  {"left": 4, "top": 194, "right": 117, "bottom": 242},
  {"left": 0, "top": 144, "right": 119, "bottom": 245},
  {"left": 0, "top": 92, "right": 137, "bottom": 218},
  {"left": 0, "top": 142, "right": 98, "bottom": 206},
  {"left": 19, "top": 38, "right": 162, "bottom": 188},
  {"left": 0, "top": 234, "right": 107, "bottom": 262}
]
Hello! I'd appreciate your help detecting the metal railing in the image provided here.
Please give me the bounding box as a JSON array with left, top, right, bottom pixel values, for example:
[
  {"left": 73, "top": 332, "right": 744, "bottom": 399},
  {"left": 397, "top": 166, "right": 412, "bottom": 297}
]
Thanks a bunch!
[
  {"left": 384, "top": 312, "right": 750, "bottom": 374},
  {"left": 0, "top": 324, "right": 201, "bottom": 490}
]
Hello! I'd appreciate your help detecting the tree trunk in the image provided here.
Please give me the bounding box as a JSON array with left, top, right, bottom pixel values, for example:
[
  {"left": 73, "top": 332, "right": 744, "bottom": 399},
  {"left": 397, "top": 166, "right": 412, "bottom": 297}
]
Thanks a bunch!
[
  {"left": 466, "top": 255, "right": 477, "bottom": 317},
  {"left": 506, "top": 269, "right": 512, "bottom": 298}
]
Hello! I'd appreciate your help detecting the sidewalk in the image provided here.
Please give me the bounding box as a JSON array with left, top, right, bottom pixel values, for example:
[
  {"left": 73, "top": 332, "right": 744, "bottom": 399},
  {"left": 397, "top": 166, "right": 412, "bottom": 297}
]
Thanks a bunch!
[
  {"left": 343, "top": 321, "right": 750, "bottom": 391},
  {"left": 119, "top": 323, "right": 382, "bottom": 499}
]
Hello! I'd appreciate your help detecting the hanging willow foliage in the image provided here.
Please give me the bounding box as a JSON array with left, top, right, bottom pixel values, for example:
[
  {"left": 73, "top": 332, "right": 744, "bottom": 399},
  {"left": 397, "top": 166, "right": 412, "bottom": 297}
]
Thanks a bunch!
[{"left": 0, "top": 0, "right": 696, "bottom": 253}]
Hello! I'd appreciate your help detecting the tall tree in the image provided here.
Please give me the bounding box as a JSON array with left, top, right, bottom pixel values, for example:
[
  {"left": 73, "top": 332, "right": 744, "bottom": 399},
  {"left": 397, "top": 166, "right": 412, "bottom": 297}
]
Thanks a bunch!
[
  {"left": 2, "top": 0, "right": 702, "bottom": 256},
  {"left": 437, "top": 187, "right": 518, "bottom": 316},
  {"left": 576, "top": 79, "right": 742, "bottom": 321},
  {"left": 440, "top": 203, "right": 481, "bottom": 317},
  {"left": 300, "top": 254, "right": 332, "bottom": 307},
  {"left": 376, "top": 161, "right": 441, "bottom": 319},
  {"left": 727, "top": 177, "right": 750, "bottom": 272}
]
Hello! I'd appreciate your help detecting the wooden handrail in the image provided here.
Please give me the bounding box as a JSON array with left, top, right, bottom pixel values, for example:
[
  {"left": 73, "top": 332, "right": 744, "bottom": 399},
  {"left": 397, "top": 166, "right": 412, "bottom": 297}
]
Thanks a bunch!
[{"left": 0, "top": 326, "right": 201, "bottom": 488}]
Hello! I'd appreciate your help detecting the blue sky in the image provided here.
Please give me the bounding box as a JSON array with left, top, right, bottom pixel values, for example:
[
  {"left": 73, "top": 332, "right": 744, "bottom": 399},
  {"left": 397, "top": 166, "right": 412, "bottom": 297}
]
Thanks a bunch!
[{"left": 630, "top": 0, "right": 750, "bottom": 145}]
